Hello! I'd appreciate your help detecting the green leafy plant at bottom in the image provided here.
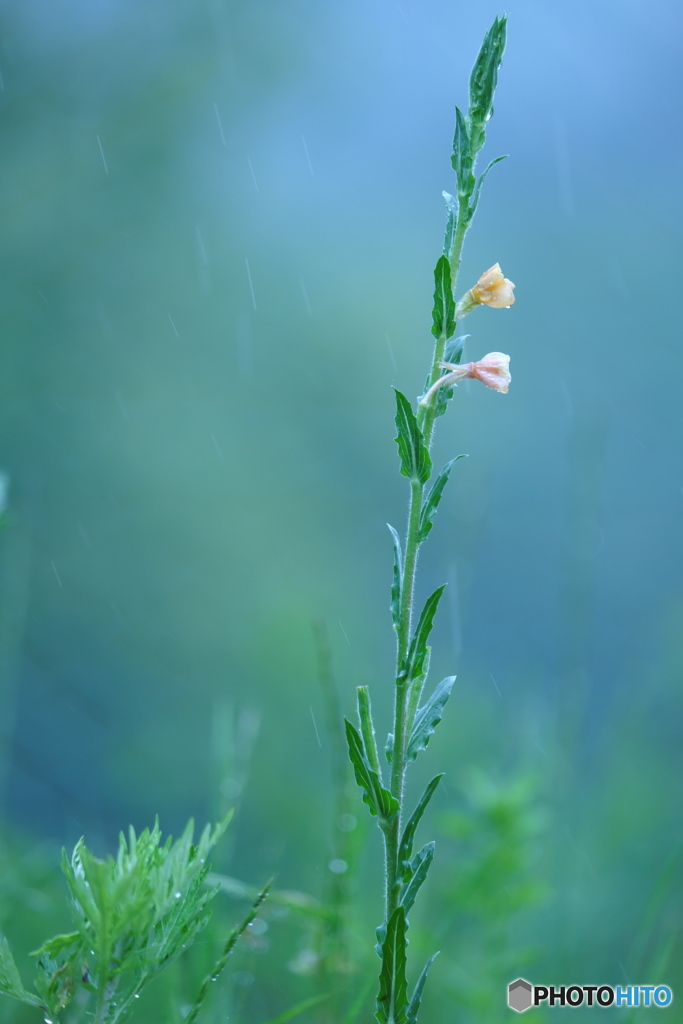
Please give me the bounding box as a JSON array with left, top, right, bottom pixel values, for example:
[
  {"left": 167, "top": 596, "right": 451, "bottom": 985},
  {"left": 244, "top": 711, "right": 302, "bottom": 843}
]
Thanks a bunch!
[{"left": 0, "top": 815, "right": 267, "bottom": 1024}]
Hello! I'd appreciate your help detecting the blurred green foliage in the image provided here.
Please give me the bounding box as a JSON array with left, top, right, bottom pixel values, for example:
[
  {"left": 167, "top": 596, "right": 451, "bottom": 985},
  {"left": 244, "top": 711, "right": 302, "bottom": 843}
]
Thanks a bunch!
[{"left": 0, "top": 819, "right": 232, "bottom": 1022}]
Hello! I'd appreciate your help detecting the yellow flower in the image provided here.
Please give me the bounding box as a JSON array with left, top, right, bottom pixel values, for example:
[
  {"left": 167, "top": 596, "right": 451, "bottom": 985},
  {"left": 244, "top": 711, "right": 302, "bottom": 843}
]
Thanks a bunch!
[
  {"left": 470, "top": 263, "right": 515, "bottom": 308},
  {"left": 419, "top": 352, "right": 511, "bottom": 406},
  {"left": 456, "top": 263, "right": 516, "bottom": 316}
]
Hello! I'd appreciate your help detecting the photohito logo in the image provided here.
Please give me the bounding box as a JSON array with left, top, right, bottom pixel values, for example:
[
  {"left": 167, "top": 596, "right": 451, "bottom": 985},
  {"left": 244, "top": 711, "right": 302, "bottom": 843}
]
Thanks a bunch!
[{"left": 507, "top": 978, "right": 673, "bottom": 1012}]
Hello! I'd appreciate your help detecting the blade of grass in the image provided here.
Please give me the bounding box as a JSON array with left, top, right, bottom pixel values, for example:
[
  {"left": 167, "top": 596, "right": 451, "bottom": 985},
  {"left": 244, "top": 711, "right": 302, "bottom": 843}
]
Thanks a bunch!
[
  {"left": 184, "top": 881, "right": 271, "bottom": 1024},
  {"left": 341, "top": 976, "right": 374, "bottom": 1024},
  {"left": 256, "top": 993, "right": 328, "bottom": 1024}
]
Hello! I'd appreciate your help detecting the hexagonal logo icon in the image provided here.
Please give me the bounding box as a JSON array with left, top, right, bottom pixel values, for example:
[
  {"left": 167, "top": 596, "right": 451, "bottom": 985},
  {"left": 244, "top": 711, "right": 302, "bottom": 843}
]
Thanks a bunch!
[{"left": 508, "top": 978, "right": 533, "bottom": 1012}]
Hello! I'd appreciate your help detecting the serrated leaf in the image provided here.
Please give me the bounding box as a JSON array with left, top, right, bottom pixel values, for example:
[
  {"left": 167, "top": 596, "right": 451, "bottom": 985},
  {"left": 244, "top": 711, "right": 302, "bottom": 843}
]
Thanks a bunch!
[
  {"left": 468, "top": 15, "right": 507, "bottom": 156},
  {"left": 400, "top": 843, "right": 434, "bottom": 917},
  {"left": 0, "top": 936, "right": 42, "bottom": 1007},
  {"left": 398, "top": 775, "right": 444, "bottom": 880},
  {"left": 418, "top": 456, "right": 466, "bottom": 542},
  {"left": 34, "top": 953, "right": 79, "bottom": 1016},
  {"left": 443, "top": 335, "right": 467, "bottom": 365},
  {"left": 387, "top": 525, "right": 403, "bottom": 633},
  {"left": 430, "top": 257, "right": 456, "bottom": 340},
  {"left": 394, "top": 391, "right": 432, "bottom": 484},
  {"left": 469, "top": 154, "right": 508, "bottom": 220},
  {"left": 56, "top": 818, "right": 227, "bottom": 1022},
  {"left": 345, "top": 720, "right": 399, "bottom": 821},
  {"left": 406, "top": 953, "right": 439, "bottom": 1024},
  {"left": 400, "top": 586, "right": 446, "bottom": 686},
  {"left": 375, "top": 907, "right": 408, "bottom": 1024},
  {"left": 30, "top": 932, "right": 81, "bottom": 959},
  {"left": 451, "top": 106, "right": 474, "bottom": 199},
  {"left": 406, "top": 677, "right": 455, "bottom": 764}
]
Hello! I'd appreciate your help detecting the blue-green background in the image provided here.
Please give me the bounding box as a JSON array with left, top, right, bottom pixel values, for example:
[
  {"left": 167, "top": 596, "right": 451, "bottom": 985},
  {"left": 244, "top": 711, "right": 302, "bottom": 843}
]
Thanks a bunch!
[{"left": 1, "top": 0, "right": 682, "bottom": 1020}]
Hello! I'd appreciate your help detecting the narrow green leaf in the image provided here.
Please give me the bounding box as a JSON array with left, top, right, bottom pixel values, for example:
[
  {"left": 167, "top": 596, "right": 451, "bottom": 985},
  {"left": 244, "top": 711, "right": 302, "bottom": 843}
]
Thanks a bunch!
[
  {"left": 342, "top": 977, "right": 375, "bottom": 1024},
  {"left": 256, "top": 994, "right": 328, "bottom": 1024},
  {"left": 469, "top": 154, "right": 508, "bottom": 220},
  {"left": 376, "top": 907, "right": 408, "bottom": 1024},
  {"left": 451, "top": 106, "right": 474, "bottom": 198},
  {"left": 400, "top": 586, "right": 446, "bottom": 686},
  {"left": 61, "top": 841, "right": 100, "bottom": 927},
  {"left": 345, "top": 719, "right": 378, "bottom": 815},
  {"left": 418, "top": 456, "right": 467, "bottom": 542},
  {"left": 468, "top": 15, "right": 507, "bottom": 156},
  {"left": 430, "top": 256, "right": 456, "bottom": 340},
  {"left": 210, "top": 875, "right": 324, "bottom": 918},
  {"left": 394, "top": 391, "right": 432, "bottom": 484},
  {"left": 30, "top": 932, "right": 81, "bottom": 960},
  {"left": 345, "top": 720, "right": 399, "bottom": 821},
  {"left": 391, "top": 644, "right": 429, "bottom": 765},
  {"left": 357, "top": 686, "right": 382, "bottom": 778},
  {"left": 387, "top": 524, "right": 403, "bottom": 633},
  {"left": 406, "top": 953, "right": 439, "bottom": 1024},
  {"left": 398, "top": 775, "right": 444, "bottom": 880},
  {"left": 444, "top": 335, "right": 467, "bottom": 365},
  {"left": 441, "top": 191, "right": 458, "bottom": 260},
  {"left": 406, "top": 676, "right": 455, "bottom": 763},
  {"left": 400, "top": 843, "right": 434, "bottom": 917},
  {"left": 185, "top": 882, "right": 271, "bottom": 1024},
  {"left": 0, "top": 936, "right": 42, "bottom": 1008}
]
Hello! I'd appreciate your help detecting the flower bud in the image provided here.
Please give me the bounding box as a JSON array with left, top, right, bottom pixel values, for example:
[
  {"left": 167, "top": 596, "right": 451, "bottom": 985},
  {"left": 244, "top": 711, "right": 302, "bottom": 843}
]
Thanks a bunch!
[
  {"left": 471, "top": 263, "right": 515, "bottom": 308},
  {"left": 456, "top": 263, "right": 515, "bottom": 316}
]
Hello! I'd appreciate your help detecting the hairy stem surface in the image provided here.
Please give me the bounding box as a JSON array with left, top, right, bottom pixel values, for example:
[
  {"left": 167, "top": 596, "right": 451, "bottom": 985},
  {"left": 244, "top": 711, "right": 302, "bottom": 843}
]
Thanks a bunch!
[
  {"left": 420, "top": 214, "right": 469, "bottom": 446},
  {"left": 382, "top": 208, "right": 471, "bottom": 923}
]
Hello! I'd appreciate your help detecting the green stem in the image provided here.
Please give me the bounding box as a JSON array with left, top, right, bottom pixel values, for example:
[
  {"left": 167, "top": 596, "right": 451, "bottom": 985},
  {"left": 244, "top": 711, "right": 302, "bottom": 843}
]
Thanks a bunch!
[
  {"left": 419, "top": 210, "right": 471, "bottom": 447},
  {"left": 383, "top": 477, "right": 423, "bottom": 920},
  {"left": 396, "top": 479, "right": 424, "bottom": 671},
  {"left": 185, "top": 883, "right": 271, "bottom": 1024},
  {"left": 382, "top": 814, "right": 400, "bottom": 921},
  {"left": 382, "top": 205, "right": 472, "bottom": 926},
  {"left": 94, "top": 928, "right": 114, "bottom": 1024},
  {"left": 94, "top": 982, "right": 114, "bottom": 1024},
  {"left": 393, "top": 479, "right": 424, "bottom": 798}
]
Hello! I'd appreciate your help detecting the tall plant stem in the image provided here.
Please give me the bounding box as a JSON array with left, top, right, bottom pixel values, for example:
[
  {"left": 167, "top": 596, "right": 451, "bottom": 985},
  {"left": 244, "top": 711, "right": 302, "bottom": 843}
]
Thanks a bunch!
[
  {"left": 383, "top": 210, "right": 470, "bottom": 923},
  {"left": 383, "top": 476, "right": 422, "bottom": 920},
  {"left": 93, "top": 931, "right": 115, "bottom": 1024},
  {"left": 94, "top": 985, "right": 113, "bottom": 1024}
]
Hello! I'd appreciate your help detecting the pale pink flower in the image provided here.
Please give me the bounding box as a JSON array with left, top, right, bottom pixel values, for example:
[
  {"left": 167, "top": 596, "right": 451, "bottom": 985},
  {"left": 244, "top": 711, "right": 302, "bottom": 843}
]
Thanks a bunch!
[
  {"left": 419, "top": 352, "right": 511, "bottom": 406},
  {"left": 467, "top": 352, "right": 511, "bottom": 391}
]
